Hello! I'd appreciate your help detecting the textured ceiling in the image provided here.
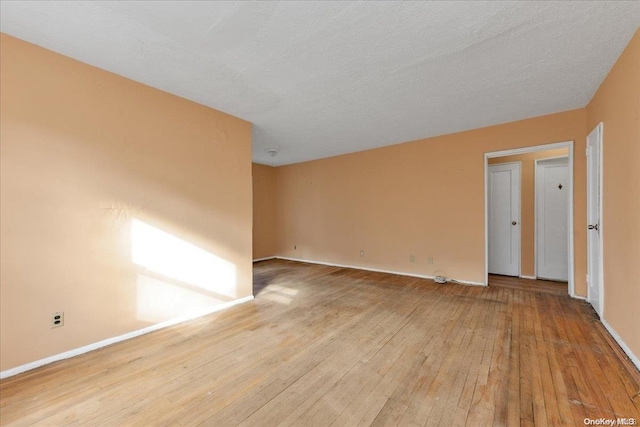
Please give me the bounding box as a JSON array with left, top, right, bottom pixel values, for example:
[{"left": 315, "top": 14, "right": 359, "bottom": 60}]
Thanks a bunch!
[{"left": 1, "top": 1, "right": 638, "bottom": 166}]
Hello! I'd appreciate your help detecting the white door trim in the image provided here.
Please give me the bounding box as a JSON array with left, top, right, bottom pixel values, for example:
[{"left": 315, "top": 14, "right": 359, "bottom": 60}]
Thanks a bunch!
[
  {"left": 586, "top": 123, "right": 605, "bottom": 317},
  {"left": 484, "top": 140, "right": 575, "bottom": 298},
  {"left": 534, "top": 156, "right": 570, "bottom": 281}
]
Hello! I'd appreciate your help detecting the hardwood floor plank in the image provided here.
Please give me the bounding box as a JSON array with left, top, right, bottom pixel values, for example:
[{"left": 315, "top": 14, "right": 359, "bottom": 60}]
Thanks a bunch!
[
  {"left": 520, "top": 292, "right": 536, "bottom": 427},
  {"left": 539, "top": 297, "right": 574, "bottom": 426},
  {"left": 462, "top": 287, "right": 503, "bottom": 427},
  {"left": 489, "top": 288, "right": 512, "bottom": 427},
  {"left": 505, "top": 289, "right": 522, "bottom": 427},
  {"left": 303, "top": 285, "right": 451, "bottom": 427},
  {"left": 396, "top": 285, "right": 481, "bottom": 426},
  {"left": 547, "top": 296, "right": 591, "bottom": 425}
]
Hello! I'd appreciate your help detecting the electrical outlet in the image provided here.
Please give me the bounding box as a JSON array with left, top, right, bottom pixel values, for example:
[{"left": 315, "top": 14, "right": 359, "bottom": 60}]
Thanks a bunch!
[
  {"left": 360, "top": 250, "right": 364, "bottom": 257},
  {"left": 428, "top": 257, "right": 434, "bottom": 265},
  {"left": 52, "top": 312, "right": 64, "bottom": 328},
  {"left": 410, "top": 255, "right": 415, "bottom": 263}
]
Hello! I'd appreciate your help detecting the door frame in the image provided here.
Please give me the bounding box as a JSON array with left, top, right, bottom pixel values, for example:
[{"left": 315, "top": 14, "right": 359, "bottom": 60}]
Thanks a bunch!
[
  {"left": 586, "top": 122, "right": 604, "bottom": 316},
  {"left": 484, "top": 140, "right": 575, "bottom": 297},
  {"left": 534, "top": 156, "right": 570, "bottom": 280},
  {"left": 487, "top": 161, "right": 522, "bottom": 277}
]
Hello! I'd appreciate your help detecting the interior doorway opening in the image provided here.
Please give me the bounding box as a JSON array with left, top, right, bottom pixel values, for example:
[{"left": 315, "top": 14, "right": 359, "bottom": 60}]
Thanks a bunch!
[{"left": 484, "top": 141, "right": 575, "bottom": 297}]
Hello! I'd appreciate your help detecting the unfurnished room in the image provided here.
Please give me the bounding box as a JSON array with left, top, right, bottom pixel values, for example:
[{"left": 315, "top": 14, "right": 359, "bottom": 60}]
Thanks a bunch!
[{"left": 0, "top": 1, "right": 639, "bottom": 426}]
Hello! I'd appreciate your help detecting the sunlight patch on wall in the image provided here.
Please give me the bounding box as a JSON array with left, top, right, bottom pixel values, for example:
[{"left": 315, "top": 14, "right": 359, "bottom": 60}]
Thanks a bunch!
[{"left": 131, "top": 218, "right": 237, "bottom": 298}]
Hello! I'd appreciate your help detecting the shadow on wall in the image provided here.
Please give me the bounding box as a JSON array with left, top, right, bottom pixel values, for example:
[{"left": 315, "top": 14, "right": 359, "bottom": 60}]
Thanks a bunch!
[{"left": 130, "top": 218, "right": 237, "bottom": 323}]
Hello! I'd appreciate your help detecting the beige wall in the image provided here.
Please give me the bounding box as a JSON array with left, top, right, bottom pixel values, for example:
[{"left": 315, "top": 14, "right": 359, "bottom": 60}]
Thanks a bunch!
[
  {"left": 276, "top": 109, "right": 587, "bottom": 290},
  {"left": 489, "top": 148, "right": 569, "bottom": 278},
  {"left": 252, "top": 163, "right": 277, "bottom": 260},
  {"left": 586, "top": 29, "right": 640, "bottom": 360},
  {"left": 0, "top": 34, "right": 253, "bottom": 371}
]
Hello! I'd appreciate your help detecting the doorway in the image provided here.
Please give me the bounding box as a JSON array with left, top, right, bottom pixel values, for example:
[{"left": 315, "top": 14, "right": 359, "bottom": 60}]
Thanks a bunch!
[{"left": 484, "top": 141, "right": 575, "bottom": 297}]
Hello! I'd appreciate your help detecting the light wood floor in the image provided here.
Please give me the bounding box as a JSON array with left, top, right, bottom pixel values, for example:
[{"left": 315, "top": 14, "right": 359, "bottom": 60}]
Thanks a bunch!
[
  {"left": 488, "top": 274, "right": 568, "bottom": 297},
  {"left": 1, "top": 259, "right": 639, "bottom": 426}
]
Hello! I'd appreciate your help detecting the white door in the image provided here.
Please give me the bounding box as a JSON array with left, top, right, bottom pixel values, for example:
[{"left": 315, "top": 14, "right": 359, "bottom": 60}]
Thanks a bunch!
[
  {"left": 536, "top": 157, "right": 569, "bottom": 281},
  {"left": 488, "top": 163, "right": 520, "bottom": 276},
  {"left": 587, "top": 123, "right": 603, "bottom": 317}
]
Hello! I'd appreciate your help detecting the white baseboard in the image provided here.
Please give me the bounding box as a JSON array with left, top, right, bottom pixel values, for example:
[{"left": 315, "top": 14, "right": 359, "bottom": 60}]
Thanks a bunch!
[
  {"left": 601, "top": 318, "right": 640, "bottom": 373},
  {"left": 519, "top": 275, "right": 537, "bottom": 280},
  {"left": 253, "top": 256, "right": 276, "bottom": 262},
  {"left": 0, "top": 295, "right": 254, "bottom": 380},
  {"left": 275, "top": 256, "right": 485, "bottom": 287}
]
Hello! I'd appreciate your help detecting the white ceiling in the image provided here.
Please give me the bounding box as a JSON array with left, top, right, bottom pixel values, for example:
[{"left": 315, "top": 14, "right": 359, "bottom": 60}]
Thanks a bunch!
[{"left": 1, "top": 1, "right": 638, "bottom": 166}]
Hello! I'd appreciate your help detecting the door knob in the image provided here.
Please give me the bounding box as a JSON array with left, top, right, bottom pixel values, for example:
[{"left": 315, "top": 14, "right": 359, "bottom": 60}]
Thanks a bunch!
[
  {"left": 512, "top": 221, "right": 517, "bottom": 225},
  {"left": 588, "top": 224, "right": 599, "bottom": 231}
]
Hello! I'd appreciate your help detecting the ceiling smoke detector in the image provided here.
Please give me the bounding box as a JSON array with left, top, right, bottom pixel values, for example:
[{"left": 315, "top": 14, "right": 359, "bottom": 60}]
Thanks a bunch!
[{"left": 265, "top": 148, "right": 279, "bottom": 157}]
